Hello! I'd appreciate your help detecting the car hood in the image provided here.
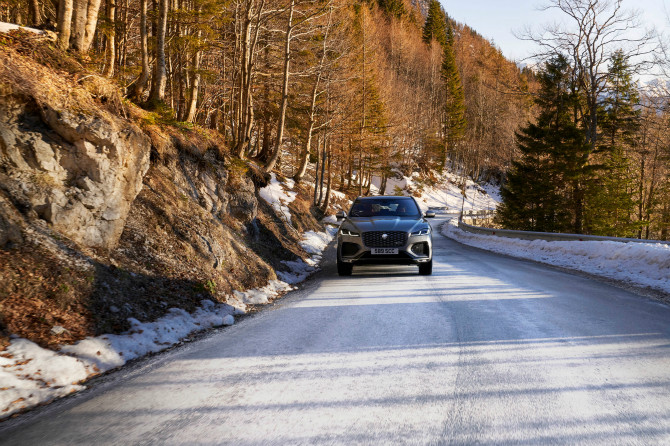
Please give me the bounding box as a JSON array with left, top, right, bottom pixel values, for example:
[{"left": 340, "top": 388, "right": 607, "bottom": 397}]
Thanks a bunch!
[{"left": 345, "top": 217, "right": 426, "bottom": 233}]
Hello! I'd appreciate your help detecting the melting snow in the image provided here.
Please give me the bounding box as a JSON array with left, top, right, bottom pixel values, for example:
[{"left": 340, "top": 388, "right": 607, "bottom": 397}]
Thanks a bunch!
[{"left": 259, "top": 173, "right": 297, "bottom": 225}]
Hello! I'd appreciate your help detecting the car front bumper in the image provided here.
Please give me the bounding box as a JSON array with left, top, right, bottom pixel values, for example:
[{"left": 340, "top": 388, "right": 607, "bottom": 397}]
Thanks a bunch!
[{"left": 337, "top": 233, "right": 432, "bottom": 265}]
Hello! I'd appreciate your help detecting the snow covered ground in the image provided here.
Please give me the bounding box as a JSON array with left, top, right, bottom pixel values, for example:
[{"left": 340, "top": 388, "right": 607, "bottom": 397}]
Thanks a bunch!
[
  {"left": 0, "top": 175, "right": 337, "bottom": 420},
  {"left": 369, "top": 170, "right": 500, "bottom": 212},
  {"left": 444, "top": 219, "right": 670, "bottom": 295}
]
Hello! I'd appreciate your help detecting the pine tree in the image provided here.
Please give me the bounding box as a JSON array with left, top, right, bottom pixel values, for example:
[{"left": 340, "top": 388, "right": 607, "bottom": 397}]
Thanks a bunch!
[
  {"left": 586, "top": 50, "right": 640, "bottom": 236},
  {"left": 422, "top": 0, "right": 447, "bottom": 46},
  {"left": 377, "top": 0, "right": 406, "bottom": 19},
  {"left": 441, "top": 23, "right": 466, "bottom": 166},
  {"left": 497, "top": 55, "right": 588, "bottom": 232}
]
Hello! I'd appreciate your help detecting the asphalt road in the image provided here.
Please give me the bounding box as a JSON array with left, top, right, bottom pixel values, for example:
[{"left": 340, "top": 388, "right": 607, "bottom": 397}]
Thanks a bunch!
[{"left": 2, "top": 219, "right": 670, "bottom": 445}]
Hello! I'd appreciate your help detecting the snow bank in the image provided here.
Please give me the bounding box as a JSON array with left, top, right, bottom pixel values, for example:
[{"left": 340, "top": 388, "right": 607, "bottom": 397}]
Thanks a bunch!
[
  {"left": 0, "top": 300, "right": 238, "bottom": 418},
  {"left": 233, "top": 280, "right": 294, "bottom": 305},
  {"left": 443, "top": 220, "right": 670, "bottom": 294},
  {"left": 1, "top": 174, "right": 338, "bottom": 419}
]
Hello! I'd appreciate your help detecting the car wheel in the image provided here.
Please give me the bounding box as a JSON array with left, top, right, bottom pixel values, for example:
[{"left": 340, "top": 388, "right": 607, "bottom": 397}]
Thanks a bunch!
[
  {"left": 418, "top": 260, "right": 432, "bottom": 276},
  {"left": 337, "top": 259, "right": 353, "bottom": 276}
]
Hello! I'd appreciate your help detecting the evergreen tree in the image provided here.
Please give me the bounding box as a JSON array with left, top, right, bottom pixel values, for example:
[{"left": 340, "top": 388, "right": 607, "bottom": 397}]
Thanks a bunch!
[
  {"left": 497, "top": 55, "right": 589, "bottom": 232},
  {"left": 377, "top": 0, "right": 406, "bottom": 19},
  {"left": 441, "top": 23, "right": 466, "bottom": 166},
  {"left": 586, "top": 50, "right": 640, "bottom": 236},
  {"left": 422, "top": 0, "right": 447, "bottom": 46}
]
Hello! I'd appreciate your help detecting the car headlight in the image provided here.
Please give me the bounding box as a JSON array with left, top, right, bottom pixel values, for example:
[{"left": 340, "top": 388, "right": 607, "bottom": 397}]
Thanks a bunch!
[
  {"left": 340, "top": 228, "right": 360, "bottom": 237},
  {"left": 411, "top": 228, "right": 431, "bottom": 236}
]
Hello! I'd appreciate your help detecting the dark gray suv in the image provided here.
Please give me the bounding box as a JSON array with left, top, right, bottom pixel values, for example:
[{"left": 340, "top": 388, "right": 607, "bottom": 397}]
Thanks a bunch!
[{"left": 336, "top": 196, "right": 435, "bottom": 276}]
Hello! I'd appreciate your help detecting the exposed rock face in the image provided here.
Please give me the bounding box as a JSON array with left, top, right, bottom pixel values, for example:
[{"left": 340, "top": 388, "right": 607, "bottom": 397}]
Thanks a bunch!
[
  {"left": 0, "top": 94, "right": 150, "bottom": 249},
  {"left": 227, "top": 175, "right": 258, "bottom": 224}
]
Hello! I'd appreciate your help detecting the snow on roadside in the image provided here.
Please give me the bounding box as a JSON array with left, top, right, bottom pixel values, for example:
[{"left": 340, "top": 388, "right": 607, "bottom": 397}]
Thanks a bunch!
[
  {"left": 443, "top": 219, "right": 670, "bottom": 294},
  {"left": 1, "top": 175, "right": 338, "bottom": 420},
  {"left": 0, "top": 300, "right": 239, "bottom": 419}
]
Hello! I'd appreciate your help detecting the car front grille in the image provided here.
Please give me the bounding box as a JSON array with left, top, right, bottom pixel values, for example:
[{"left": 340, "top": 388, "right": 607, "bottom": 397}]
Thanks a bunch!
[{"left": 362, "top": 231, "right": 407, "bottom": 247}]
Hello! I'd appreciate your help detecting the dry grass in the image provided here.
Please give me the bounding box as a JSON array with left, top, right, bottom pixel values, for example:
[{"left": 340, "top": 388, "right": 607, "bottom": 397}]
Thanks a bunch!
[{"left": 0, "top": 32, "right": 326, "bottom": 353}]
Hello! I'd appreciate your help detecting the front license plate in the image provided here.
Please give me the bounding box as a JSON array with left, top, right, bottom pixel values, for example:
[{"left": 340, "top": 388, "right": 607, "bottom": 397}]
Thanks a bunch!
[{"left": 371, "top": 248, "right": 399, "bottom": 255}]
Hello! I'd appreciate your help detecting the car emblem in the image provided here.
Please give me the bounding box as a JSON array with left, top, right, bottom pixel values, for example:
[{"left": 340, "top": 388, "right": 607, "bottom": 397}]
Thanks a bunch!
[{"left": 381, "top": 233, "right": 388, "bottom": 240}]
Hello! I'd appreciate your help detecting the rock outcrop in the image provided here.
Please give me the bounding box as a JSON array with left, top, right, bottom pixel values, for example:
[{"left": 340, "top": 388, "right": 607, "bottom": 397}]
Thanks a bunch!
[{"left": 0, "top": 94, "right": 151, "bottom": 249}]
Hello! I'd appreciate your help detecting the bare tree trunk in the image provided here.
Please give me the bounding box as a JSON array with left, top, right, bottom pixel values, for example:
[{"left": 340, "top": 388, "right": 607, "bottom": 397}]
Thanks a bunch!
[
  {"left": 661, "top": 202, "right": 669, "bottom": 241},
  {"left": 379, "top": 172, "right": 387, "bottom": 195},
  {"left": 637, "top": 156, "right": 645, "bottom": 239},
  {"left": 128, "top": 0, "right": 149, "bottom": 100},
  {"left": 185, "top": 5, "right": 203, "bottom": 123},
  {"left": 317, "top": 138, "right": 327, "bottom": 206},
  {"left": 82, "top": 0, "right": 102, "bottom": 51},
  {"left": 57, "top": 0, "right": 73, "bottom": 50},
  {"left": 294, "top": 117, "right": 315, "bottom": 183},
  {"left": 71, "top": 0, "right": 86, "bottom": 50},
  {"left": 257, "top": 119, "right": 271, "bottom": 161},
  {"left": 185, "top": 57, "right": 201, "bottom": 122},
  {"left": 263, "top": 0, "right": 295, "bottom": 173},
  {"left": 294, "top": 6, "right": 333, "bottom": 183},
  {"left": 313, "top": 136, "right": 321, "bottom": 206},
  {"left": 71, "top": 0, "right": 102, "bottom": 53},
  {"left": 149, "top": 0, "right": 168, "bottom": 104},
  {"left": 321, "top": 142, "right": 333, "bottom": 211},
  {"left": 30, "top": 0, "right": 42, "bottom": 26},
  {"left": 358, "top": 7, "right": 366, "bottom": 198},
  {"left": 346, "top": 143, "right": 352, "bottom": 190},
  {"left": 234, "top": 0, "right": 264, "bottom": 157},
  {"left": 103, "top": 0, "right": 116, "bottom": 77}
]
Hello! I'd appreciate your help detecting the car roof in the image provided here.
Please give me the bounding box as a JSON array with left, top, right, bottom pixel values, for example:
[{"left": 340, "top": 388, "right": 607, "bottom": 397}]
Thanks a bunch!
[{"left": 354, "top": 196, "right": 415, "bottom": 200}]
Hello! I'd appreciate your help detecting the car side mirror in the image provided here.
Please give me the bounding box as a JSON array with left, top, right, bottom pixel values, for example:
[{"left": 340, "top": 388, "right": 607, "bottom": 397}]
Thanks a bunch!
[
  {"left": 424, "top": 211, "right": 436, "bottom": 218},
  {"left": 336, "top": 210, "right": 347, "bottom": 220}
]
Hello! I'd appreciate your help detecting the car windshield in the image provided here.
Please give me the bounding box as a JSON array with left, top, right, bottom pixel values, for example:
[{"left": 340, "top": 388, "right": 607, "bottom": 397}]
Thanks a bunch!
[{"left": 349, "top": 198, "right": 421, "bottom": 218}]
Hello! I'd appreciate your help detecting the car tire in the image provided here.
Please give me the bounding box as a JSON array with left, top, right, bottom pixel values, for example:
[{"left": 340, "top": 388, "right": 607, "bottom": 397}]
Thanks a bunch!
[
  {"left": 337, "top": 259, "right": 353, "bottom": 276},
  {"left": 418, "top": 260, "right": 432, "bottom": 276}
]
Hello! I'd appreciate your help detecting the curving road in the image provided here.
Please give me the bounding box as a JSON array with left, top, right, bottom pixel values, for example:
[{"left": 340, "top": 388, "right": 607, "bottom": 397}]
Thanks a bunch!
[{"left": 2, "top": 218, "right": 670, "bottom": 445}]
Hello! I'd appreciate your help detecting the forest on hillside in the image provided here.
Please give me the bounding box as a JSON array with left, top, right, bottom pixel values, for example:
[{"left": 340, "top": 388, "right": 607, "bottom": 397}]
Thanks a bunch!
[
  {"left": 2, "top": 0, "right": 668, "bottom": 240},
  {"left": 0, "top": 0, "right": 532, "bottom": 196}
]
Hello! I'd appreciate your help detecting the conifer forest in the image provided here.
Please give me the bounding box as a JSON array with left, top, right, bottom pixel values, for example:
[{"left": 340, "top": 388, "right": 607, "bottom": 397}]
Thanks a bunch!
[{"left": 2, "top": 0, "right": 669, "bottom": 240}]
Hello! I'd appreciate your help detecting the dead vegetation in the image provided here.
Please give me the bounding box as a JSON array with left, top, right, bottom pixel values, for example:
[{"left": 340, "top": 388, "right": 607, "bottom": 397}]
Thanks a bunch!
[{"left": 0, "top": 34, "right": 329, "bottom": 352}]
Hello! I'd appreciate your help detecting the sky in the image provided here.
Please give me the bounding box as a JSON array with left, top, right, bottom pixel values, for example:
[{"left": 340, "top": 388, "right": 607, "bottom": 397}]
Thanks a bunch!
[{"left": 440, "top": 0, "right": 670, "bottom": 63}]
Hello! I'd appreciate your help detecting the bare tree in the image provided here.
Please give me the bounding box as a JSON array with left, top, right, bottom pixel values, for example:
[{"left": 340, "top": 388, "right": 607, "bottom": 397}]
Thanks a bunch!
[
  {"left": 71, "top": 0, "right": 103, "bottom": 53},
  {"left": 263, "top": 0, "right": 331, "bottom": 173},
  {"left": 57, "top": 0, "right": 74, "bottom": 50},
  {"left": 29, "top": 0, "right": 42, "bottom": 27},
  {"left": 103, "top": 0, "right": 116, "bottom": 77},
  {"left": 149, "top": 0, "right": 168, "bottom": 104},
  {"left": 520, "top": 0, "right": 657, "bottom": 151},
  {"left": 294, "top": 4, "right": 334, "bottom": 183},
  {"left": 127, "top": 0, "right": 150, "bottom": 100}
]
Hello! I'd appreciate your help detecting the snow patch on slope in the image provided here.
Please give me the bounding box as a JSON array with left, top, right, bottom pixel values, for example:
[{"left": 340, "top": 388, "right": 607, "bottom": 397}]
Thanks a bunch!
[
  {"left": 370, "top": 171, "right": 500, "bottom": 212},
  {"left": 259, "top": 173, "right": 297, "bottom": 224}
]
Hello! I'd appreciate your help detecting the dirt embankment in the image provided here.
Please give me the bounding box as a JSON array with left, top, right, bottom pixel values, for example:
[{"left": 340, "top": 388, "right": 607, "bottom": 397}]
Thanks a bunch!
[{"left": 0, "top": 32, "right": 328, "bottom": 351}]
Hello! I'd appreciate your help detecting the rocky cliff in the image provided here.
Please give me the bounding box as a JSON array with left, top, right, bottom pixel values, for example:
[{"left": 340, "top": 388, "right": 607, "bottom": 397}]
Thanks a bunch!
[{"left": 0, "top": 33, "right": 329, "bottom": 350}]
